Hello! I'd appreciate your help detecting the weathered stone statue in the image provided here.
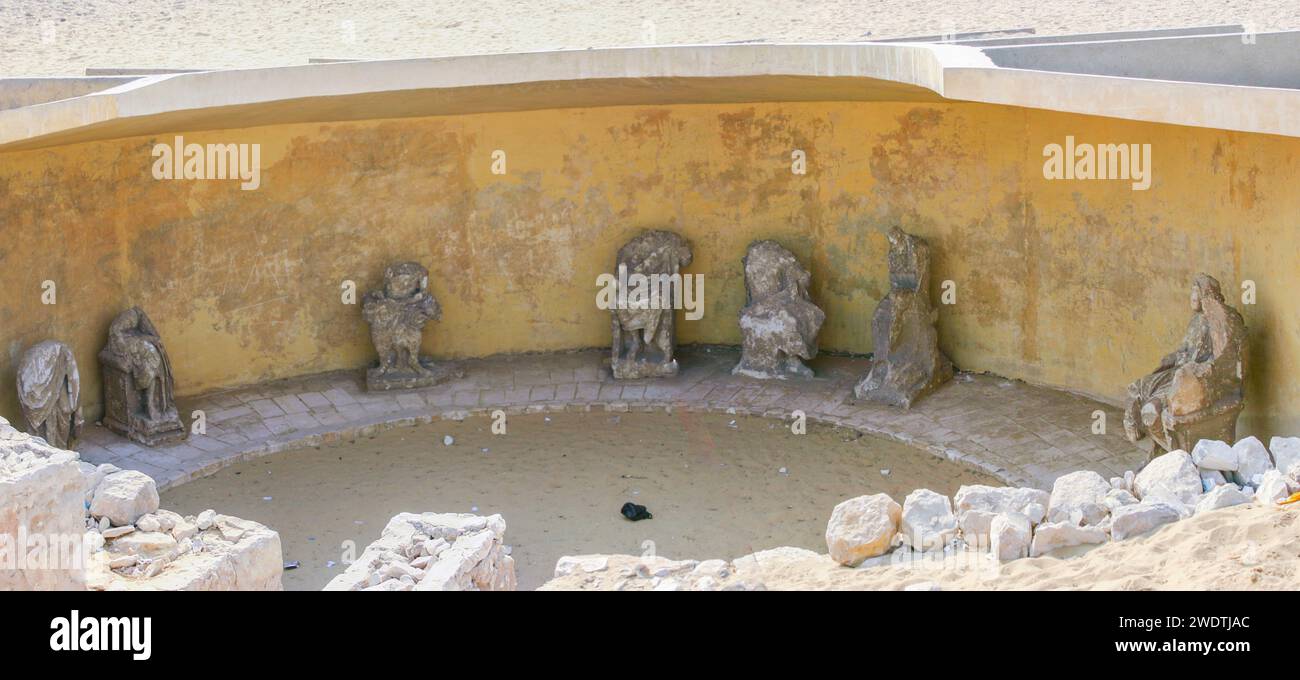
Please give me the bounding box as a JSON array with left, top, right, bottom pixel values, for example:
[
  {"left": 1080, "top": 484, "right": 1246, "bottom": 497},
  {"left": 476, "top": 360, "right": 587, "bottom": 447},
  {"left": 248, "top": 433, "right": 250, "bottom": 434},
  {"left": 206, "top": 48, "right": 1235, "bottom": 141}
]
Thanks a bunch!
[
  {"left": 1124, "top": 274, "right": 1247, "bottom": 454},
  {"left": 609, "top": 230, "right": 693, "bottom": 380},
  {"left": 100, "top": 307, "right": 187, "bottom": 446},
  {"left": 16, "top": 340, "right": 83, "bottom": 450},
  {"left": 733, "top": 240, "right": 825, "bottom": 379},
  {"left": 854, "top": 227, "right": 952, "bottom": 408},
  {"left": 362, "top": 261, "right": 461, "bottom": 391}
]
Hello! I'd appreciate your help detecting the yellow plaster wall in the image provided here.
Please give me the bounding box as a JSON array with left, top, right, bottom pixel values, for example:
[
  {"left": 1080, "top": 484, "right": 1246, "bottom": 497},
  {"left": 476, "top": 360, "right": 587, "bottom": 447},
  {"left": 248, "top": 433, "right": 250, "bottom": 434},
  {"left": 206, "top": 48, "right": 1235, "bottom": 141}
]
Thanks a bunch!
[{"left": 1, "top": 100, "right": 1296, "bottom": 438}]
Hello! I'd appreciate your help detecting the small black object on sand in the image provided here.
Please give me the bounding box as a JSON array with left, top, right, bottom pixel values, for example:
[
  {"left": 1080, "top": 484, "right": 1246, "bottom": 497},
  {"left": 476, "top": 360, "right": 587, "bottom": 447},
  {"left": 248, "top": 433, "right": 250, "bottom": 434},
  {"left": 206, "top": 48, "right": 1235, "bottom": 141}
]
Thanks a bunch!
[{"left": 621, "top": 502, "right": 653, "bottom": 521}]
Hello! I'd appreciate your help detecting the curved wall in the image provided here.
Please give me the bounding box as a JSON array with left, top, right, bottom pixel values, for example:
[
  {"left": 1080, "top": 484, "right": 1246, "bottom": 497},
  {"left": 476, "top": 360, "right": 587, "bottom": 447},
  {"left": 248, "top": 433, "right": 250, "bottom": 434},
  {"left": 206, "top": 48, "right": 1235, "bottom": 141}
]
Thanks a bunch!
[{"left": 1, "top": 98, "right": 1297, "bottom": 438}]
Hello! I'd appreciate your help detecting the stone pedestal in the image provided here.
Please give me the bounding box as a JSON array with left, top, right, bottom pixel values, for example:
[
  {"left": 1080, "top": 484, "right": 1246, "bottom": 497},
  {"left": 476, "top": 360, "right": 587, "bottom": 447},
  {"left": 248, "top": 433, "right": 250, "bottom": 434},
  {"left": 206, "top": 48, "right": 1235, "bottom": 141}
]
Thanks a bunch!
[
  {"left": 99, "top": 352, "right": 186, "bottom": 446},
  {"left": 366, "top": 358, "right": 463, "bottom": 391},
  {"left": 610, "top": 357, "right": 679, "bottom": 380}
]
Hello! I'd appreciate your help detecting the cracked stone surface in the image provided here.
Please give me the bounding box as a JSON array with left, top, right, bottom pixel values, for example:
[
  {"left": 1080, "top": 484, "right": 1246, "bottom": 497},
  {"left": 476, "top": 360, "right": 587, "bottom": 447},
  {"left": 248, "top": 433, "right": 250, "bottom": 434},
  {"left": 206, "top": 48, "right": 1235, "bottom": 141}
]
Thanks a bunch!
[
  {"left": 1123, "top": 273, "right": 1247, "bottom": 454},
  {"left": 16, "top": 339, "right": 83, "bottom": 450},
  {"left": 854, "top": 227, "right": 953, "bottom": 409},
  {"left": 733, "top": 240, "right": 825, "bottom": 380},
  {"left": 609, "top": 230, "right": 693, "bottom": 380}
]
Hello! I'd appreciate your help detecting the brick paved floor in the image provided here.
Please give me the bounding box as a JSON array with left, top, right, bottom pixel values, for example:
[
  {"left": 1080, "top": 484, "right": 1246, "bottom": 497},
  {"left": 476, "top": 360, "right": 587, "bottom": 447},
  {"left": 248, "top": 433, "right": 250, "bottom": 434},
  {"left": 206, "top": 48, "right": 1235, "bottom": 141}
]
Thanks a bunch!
[{"left": 76, "top": 347, "right": 1149, "bottom": 492}]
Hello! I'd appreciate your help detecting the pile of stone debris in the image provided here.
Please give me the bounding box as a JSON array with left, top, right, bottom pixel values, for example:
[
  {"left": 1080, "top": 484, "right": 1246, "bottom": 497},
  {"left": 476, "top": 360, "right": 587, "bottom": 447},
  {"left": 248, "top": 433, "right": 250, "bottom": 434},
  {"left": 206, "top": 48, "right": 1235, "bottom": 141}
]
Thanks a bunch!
[
  {"left": 824, "top": 435, "right": 1300, "bottom": 566},
  {"left": 541, "top": 436, "right": 1300, "bottom": 591},
  {"left": 81, "top": 464, "right": 282, "bottom": 590},
  {"left": 1, "top": 416, "right": 282, "bottom": 591},
  {"left": 324, "top": 512, "right": 516, "bottom": 591}
]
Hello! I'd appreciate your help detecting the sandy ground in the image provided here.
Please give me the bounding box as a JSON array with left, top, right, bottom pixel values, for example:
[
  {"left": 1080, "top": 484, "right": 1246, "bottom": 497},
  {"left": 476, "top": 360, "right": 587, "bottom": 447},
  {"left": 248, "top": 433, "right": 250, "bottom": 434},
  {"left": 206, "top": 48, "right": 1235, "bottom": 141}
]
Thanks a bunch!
[
  {"left": 159, "top": 411, "right": 997, "bottom": 590},
  {"left": 4, "top": 1, "right": 1300, "bottom": 77},
  {"left": 542, "top": 502, "right": 1300, "bottom": 590}
]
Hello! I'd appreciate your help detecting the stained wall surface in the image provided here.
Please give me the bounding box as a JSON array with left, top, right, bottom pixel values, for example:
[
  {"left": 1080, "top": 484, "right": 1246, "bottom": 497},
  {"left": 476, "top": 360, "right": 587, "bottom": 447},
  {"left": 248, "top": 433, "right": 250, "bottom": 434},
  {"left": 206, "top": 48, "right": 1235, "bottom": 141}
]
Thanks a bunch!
[{"left": 1, "top": 100, "right": 1295, "bottom": 437}]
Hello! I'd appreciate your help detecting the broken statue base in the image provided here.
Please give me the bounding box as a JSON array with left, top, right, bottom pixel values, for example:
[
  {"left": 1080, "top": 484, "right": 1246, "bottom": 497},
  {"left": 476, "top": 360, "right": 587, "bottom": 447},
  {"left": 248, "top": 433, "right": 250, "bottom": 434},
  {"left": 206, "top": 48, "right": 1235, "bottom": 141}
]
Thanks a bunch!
[
  {"left": 854, "top": 353, "right": 954, "bottom": 409},
  {"left": 366, "top": 358, "right": 463, "bottom": 392},
  {"left": 102, "top": 409, "right": 187, "bottom": 448},
  {"left": 732, "top": 357, "right": 814, "bottom": 381},
  {"left": 100, "top": 356, "right": 187, "bottom": 447},
  {"left": 610, "top": 357, "right": 679, "bottom": 380}
]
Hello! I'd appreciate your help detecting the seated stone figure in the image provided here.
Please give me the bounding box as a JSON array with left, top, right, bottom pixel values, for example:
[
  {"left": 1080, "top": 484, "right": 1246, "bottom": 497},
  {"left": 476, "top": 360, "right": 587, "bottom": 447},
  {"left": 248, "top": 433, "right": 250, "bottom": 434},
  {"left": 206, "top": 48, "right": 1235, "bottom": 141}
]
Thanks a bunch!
[
  {"left": 362, "top": 262, "right": 461, "bottom": 391},
  {"left": 100, "top": 307, "right": 186, "bottom": 446},
  {"left": 733, "top": 240, "right": 825, "bottom": 379},
  {"left": 16, "top": 340, "right": 83, "bottom": 450},
  {"left": 854, "top": 227, "right": 953, "bottom": 408},
  {"left": 1124, "top": 274, "right": 1246, "bottom": 454},
  {"left": 610, "top": 230, "right": 693, "bottom": 380}
]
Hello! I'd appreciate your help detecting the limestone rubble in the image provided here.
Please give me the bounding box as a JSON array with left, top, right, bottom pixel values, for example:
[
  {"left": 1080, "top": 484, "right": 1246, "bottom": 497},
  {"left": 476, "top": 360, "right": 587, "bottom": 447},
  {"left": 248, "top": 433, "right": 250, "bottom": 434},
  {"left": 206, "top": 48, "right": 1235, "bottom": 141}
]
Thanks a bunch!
[
  {"left": 823, "top": 438, "right": 1300, "bottom": 570},
  {"left": 0, "top": 421, "right": 84, "bottom": 590},
  {"left": 324, "top": 512, "right": 516, "bottom": 591},
  {"left": 1, "top": 415, "right": 282, "bottom": 591},
  {"left": 825, "top": 493, "right": 900, "bottom": 566},
  {"left": 541, "top": 432, "right": 1299, "bottom": 589}
]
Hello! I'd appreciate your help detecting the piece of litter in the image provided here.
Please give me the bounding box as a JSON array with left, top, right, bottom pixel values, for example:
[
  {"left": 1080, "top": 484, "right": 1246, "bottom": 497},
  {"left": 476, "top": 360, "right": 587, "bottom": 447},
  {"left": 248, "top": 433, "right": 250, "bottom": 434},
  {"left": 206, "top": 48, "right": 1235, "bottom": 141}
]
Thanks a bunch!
[
  {"left": 262, "top": 496, "right": 272, "bottom": 501},
  {"left": 443, "top": 435, "right": 454, "bottom": 446},
  {"left": 727, "top": 420, "right": 737, "bottom": 428},
  {"left": 326, "top": 560, "right": 336, "bottom": 568},
  {"left": 778, "top": 467, "right": 788, "bottom": 475},
  {"left": 481, "top": 447, "right": 489, "bottom": 453},
  {"left": 544, "top": 416, "right": 551, "bottom": 423},
  {"left": 283, "top": 560, "right": 300, "bottom": 570},
  {"left": 471, "top": 506, "right": 479, "bottom": 512},
  {"left": 620, "top": 502, "right": 653, "bottom": 521},
  {"left": 880, "top": 469, "right": 891, "bottom": 476}
]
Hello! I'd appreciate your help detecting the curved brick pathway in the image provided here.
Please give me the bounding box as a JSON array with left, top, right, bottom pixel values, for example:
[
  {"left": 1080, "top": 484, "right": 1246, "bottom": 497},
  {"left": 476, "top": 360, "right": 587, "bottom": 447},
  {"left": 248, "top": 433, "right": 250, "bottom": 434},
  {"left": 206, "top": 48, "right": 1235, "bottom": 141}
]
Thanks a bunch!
[{"left": 76, "top": 347, "right": 1148, "bottom": 492}]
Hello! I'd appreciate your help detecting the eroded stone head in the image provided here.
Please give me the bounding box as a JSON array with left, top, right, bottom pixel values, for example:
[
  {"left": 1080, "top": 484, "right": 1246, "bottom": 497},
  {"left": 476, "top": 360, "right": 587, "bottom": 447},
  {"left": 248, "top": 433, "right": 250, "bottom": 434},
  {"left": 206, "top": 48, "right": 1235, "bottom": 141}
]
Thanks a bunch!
[
  {"left": 886, "top": 226, "right": 931, "bottom": 294},
  {"left": 383, "top": 261, "right": 430, "bottom": 300}
]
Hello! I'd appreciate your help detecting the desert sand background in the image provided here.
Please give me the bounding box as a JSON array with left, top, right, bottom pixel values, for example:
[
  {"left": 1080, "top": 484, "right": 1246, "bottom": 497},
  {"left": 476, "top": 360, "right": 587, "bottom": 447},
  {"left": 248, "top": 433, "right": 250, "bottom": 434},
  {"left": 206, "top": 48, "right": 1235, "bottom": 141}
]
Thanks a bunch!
[{"left": 4, "top": 0, "right": 1300, "bottom": 77}]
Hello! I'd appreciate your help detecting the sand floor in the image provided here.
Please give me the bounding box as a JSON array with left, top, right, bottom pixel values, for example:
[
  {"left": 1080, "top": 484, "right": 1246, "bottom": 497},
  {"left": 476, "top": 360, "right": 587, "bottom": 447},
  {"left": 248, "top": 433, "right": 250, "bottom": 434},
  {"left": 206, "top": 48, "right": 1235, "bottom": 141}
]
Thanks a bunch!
[
  {"left": 160, "top": 411, "right": 998, "bottom": 590},
  {"left": 5, "top": 1, "right": 1300, "bottom": 77}
]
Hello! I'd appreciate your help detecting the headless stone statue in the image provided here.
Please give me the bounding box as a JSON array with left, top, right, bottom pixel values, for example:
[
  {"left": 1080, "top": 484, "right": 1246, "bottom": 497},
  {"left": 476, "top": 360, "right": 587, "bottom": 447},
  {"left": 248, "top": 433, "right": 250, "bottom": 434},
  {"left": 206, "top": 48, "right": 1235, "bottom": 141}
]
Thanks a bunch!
[
  {"left": 100, "top": 307, "right": 186, "bottom": 446},
  {"left": 733, "top": 240, "right": 825, "bottom": 379},
  {"left": 1124, "top": 273, "right": 1246, "bottom": 454},
  {"left": 609, "top": 230, "right": 693, "bottom": 380},
  {"left": 854, "top": 227, "right": 953, "bottom": 408},
  {"left": 362, "top": 262, "right": 461, "bottom": 391},
  {"left": 16, "top": 340, "right": 83, "bottom": 450}
]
